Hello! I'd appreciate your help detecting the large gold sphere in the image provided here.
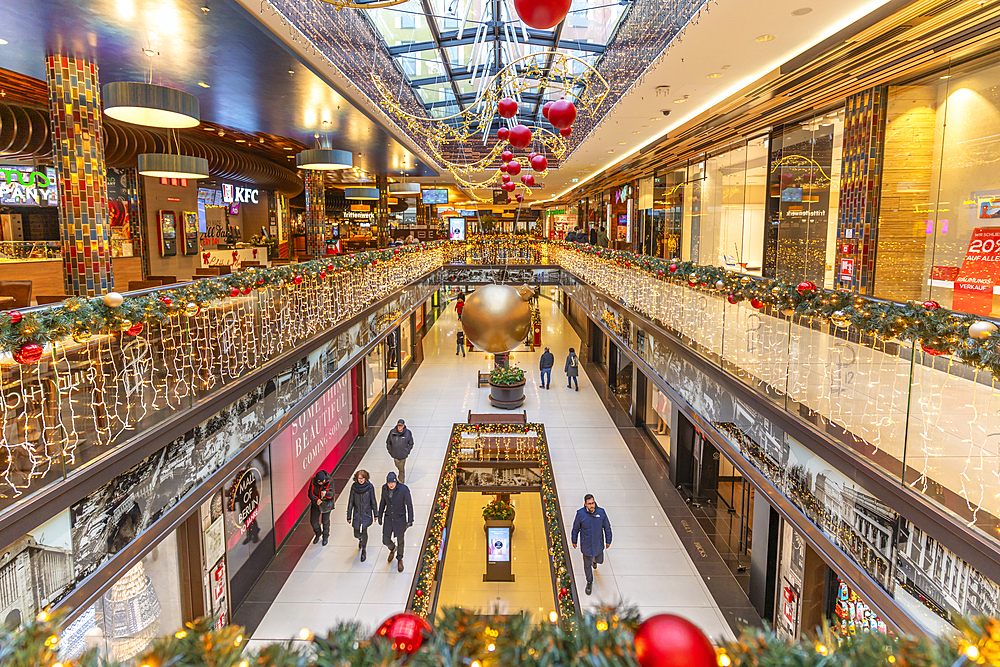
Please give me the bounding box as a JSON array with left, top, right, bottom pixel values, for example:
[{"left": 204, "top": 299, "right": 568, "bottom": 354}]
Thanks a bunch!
[{"left": 461, "top": 284, "right": 532, "bottom": 353}]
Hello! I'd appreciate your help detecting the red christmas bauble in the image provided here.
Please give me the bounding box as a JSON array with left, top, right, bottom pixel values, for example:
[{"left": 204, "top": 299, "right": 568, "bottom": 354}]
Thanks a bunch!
[
  {"left": 502, "top": 174, "right": 511, "bottom": 184},
  {"left": 497, "top": 127, "right": 510, "bottom": 141},
  {"left": 515, "top": 194, "right": 524, "bottom": 203},
  {"left": 502, "top": 182, "right": 516, "bottom": 192},
  {"left": 327, "top": 263, "right": 335, "bottom": 273},
  {"left": 796, "top": 281, "right": 816, "bottom": 295},
  {"left": 727, "top": 295, "right": 740, "bottom": 305},
  {"left": 160, "top": 297, "right": 172, "bottom": 307},
  {"left": 241, "top": 286, "right": 252, "bottom": 296},
  {"left": 548, "top": 98, "right": 577, "bottom": 129},
  {"left": 668, "top": 264, "right": 678, "bottom": 273},
  {"left": 257, "top": 278, "right": 265, "bottom": 286},
  {"left": 524, "top": 174, "right": 536, "bottom": 187},
  {"left": 507, "top": 160, "right": 522, "bottom": 176},
  {"left": 374, "top": 613, "right": 432, "bottom": 656},
  {"left": 13, "top": 343, "right": 43, "bottom": 364},
  {"left": 497, "top": 97, "right": 518, "bottom": 118},
  {"left": 531, "top": 154, "right": 548, "bottom": 172},
  {"left": 750, "top": 298, "right": 765, "bottom": 309},
  {"left": 921, "top": 343, "right": 948, "bottom": 356},
  {"left": 499, "top": 163, "right": 509, "bottom": 174},
  {"left": 520, "top": 174, "right": 526, "bottom": 184},
  {"left": 293, "top": 275, "right": 303, "bottom": 285},
  {"left": 125, "top": 322, "right": 144, "bottom": 336},
  {"left": 319, "top": 271, "right": 327, "bottom": 279},
  {"left": 229, "top": 287, "right": 240, "bottom": 298},
  {"left": 529, "top": 151, "right": 538, "bottom": 161},
  {"left": 559, "top": 127, "right": 572, "bottom": 137},
  {"left": 513, "top": 0, "right": 571, "bottom": 29},
  {"left": 8, "top": 310, "right": 22, "bottom": 324},
  {"left": 509, "top": 124, "right": 532, "bottom": 149},
  {"left": 542, "top": 101, "right": 554, "bottom": 119},
  {"left": 923, "top": 300, "right": 940, "bottom": 310},
  {"left": 501, "top": 150, "right": 514, "bottom": 162},
  {"left": 634, "top": 615, "right": 716, "bottom": 667}
]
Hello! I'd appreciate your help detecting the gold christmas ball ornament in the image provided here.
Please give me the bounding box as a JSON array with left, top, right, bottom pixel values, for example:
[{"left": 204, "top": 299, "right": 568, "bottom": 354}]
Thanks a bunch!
[
  {"left": 830, "top": 311, "right": 851, "bottom": 328},
  {"left": 969, "top": 320, "right": 998, "bottom": 340},
  {"left": 781, "top": 308, "right": 795, "bottom": 317},
  {"left": 72, "top": 330, "right": 93, "bottom": 344},
  {"left": 461, "top": 284, "right": 532, "bottom": 353},
  {"left": 185, "top": 302, "right": 200, "bottom": 316},
  {"left": 103, "top": 292, "right": 124, "bottom": 308}
]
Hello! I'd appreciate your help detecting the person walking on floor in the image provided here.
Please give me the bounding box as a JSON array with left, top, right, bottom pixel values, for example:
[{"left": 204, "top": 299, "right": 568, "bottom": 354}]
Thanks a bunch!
[
  {"left": 386, "top": 418, "right": 414, "bottom": 483},
  {"left": 346, "top": 469, "right": 377, "bottom": 562},
  {"left": 455, "top": 297, "right": 465, "bottom": 321},
  {"left": 456, "top": 327, "right": 466, "bottom": 356},
  {"left": 565, "top": 347, "right": 580, "bottom": 391},
  {"left": 539, "top": 346, "right": 554, "bottom": 389},
  {"left": 572, "top": 493, "right": 613, "bottom": 596},
  {"left": 308, "top": 470, "right": 335, "bottom": 546},
  {"left": 378, "top": 471, "right": 413, "bottom": 572}
]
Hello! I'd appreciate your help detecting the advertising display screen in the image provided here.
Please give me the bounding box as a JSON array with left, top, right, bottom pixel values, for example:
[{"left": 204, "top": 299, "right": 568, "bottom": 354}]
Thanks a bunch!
[
  {"left": 422, "top": 189, "right": 449, "bottom": 204},
  {"left": 487, "top": 526, "right": 510, "bottom": 562},
  {"left": 0, "top": 166, "right": 58, "bottom": 206},
  {"left": 448, "top": 217, "right": 466, "bottom": 241}
]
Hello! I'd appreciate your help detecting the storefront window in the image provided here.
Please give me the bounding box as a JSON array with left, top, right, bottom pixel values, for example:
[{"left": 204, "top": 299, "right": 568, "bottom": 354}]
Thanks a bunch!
[
  {"left": 223, "top": 452, "right": 275, "bottom": 609},
  {"left": 400, "top": 319, "right": 412, "bottom": 369},
  {"left": 60, "top": 531, "right": 183, "bottom": 662},
  {"left": 876, "top": 54, "right": 1000, "bottom": 311},
  {"left": 645, "top": 386, "right": 671, "bottom": 455},
  {"left": 830, "top": 574, "right": 889, "bottom": 638},
  {"left": 365, "top": 344, "right": 386, "bottom": 412}
]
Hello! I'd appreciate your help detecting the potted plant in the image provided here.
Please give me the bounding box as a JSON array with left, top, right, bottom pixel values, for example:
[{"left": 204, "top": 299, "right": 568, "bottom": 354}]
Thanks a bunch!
[
  {"left": 488, "top": 366, "right": 526, "bottom": 409},
  {"left": 483, "top": 497, "right": 515, "bottom": 535}
]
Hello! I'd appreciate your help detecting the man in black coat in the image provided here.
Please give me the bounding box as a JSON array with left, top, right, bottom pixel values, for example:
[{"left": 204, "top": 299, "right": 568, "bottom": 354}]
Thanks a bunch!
[
  {"left": 308, "top": 470, "right": 335, "bottom": 546},
  {"left": 378, "top": 471, "right": 414, "bottom": 572},
  {"left": 386, "top": 419, "right": 414, "bottom": 483},
  {"left": 571, "top": 493, "right": 613, "bottom": 596},
  {"left": 539, "top": 346, "right": 554, "bottom": 389},
  {"left": 589, "top": 226, "right": 598, "bottom": 245}
]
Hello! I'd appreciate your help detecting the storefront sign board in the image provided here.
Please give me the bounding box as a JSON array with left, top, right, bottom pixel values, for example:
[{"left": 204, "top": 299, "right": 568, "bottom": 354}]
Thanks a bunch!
[{"left": 953, "top": 227, "right": 1000, "bottom": 315}]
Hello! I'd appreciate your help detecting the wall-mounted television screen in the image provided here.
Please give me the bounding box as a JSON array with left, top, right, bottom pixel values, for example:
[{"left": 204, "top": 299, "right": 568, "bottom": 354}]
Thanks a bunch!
[{"left": 422, "top": 189, "right": 449, "bottom": 204}]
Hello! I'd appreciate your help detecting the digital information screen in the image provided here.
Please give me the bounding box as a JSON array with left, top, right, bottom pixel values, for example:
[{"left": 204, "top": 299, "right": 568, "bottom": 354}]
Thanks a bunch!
[
  {"left": 487, "top": 526, "right": 510, "bottom": 562},
  {"left": 422, "top": 189, "right": 449, "bottom": 204}
]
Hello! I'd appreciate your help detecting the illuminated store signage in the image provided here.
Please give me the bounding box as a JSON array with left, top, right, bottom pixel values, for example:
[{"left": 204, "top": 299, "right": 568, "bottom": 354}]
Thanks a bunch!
[
  {"left": 0, "top": 166, "right": 58, "bottom": 206},
  {"left": 222, "top": 183, "right": 259, "bottom": 204}
]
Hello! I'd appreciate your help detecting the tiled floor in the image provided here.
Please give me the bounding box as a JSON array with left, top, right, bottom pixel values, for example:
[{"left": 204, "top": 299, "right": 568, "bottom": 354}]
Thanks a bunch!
[{"left": 245, "top": 289, "right": 740, "bottom": 652}]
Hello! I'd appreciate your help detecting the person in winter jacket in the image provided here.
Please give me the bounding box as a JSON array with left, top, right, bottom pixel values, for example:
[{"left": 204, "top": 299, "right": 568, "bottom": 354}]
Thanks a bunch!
[
  {"left": 378, "top": 471, "right": 414, "bottom": 572},
  {"left": 589, "top": 227, "right": 598, "bottom": 245},
  {"left": 386, "top": 419, "right": 414, "bottom": 483},
  {"left": 455, "top": 298, "right": 465, "bottom": 320},
  {"left": 456, "top": 327, "right": 466, "bottom": 357},
  {"left": 539, "top": 346, "right": 554, "bottom": 389},
  {"left": 346, "top": 469, "right": 378, "bottom": 562},
  {"left": 565, "top": 347, "right": 580, "bottom": 391},
  {"left": 571, "top": 494, "right": 613, "bottom": 596},
  {"left": 308, "top": 470, "right": 335, "bottom": 546},
  {"left": 597, "top": 226, "right": 609, "bottom": 248}
]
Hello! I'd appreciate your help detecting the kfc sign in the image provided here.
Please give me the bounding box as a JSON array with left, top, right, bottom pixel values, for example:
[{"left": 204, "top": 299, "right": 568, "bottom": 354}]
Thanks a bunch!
[{"left": 222, "top": 183, "right": 259, "bottom": 204}]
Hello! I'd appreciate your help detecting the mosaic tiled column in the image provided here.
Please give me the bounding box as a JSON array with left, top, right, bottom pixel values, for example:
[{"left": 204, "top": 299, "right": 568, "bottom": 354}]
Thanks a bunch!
[
  {"left": 376, "top": 174, "right": 389, "bottom": 244},
  {"left": 835, "top": 86, "right": 887, "bottom": 294},
  {"left": 303, "top": 170, "right": 325, "bottom": 258},
  {"left": 46, "top": 55, "right": 114, "bottom": 296}
]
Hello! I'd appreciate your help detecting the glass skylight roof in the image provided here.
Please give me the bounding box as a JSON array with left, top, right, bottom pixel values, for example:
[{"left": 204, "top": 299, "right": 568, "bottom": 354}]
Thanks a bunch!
[{"left": 362, "top": 0, "right": 631, "bottom": 126}]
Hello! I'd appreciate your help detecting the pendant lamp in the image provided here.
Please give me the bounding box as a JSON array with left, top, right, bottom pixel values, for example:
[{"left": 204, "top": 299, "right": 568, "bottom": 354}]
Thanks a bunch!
[
  {"left": 388, "top": 182, "right": 420, "bottom": 195},
  {"left": 296, "top": 147, "right": 353, "bottom": 170},
  {"left": 346, "top": 187, "right": 380, "bottom": 200},
  {"left": 137, "top": 153, "right": 209, "bottom": 179},
  {"left": 103, "top": 82, "right": 200, "bottom": 128}
]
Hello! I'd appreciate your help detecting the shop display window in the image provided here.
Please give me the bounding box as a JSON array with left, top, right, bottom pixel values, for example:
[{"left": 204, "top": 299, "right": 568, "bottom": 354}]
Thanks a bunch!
[
  {"left": 365, "top": 343, "right": 387, "bottom": 413},
  {"left": 59, "top": 531, "right": 183, "bottom": 662},
  {"left": 222, "top": 451, "right": 275, "bottom": 609},
  {"left": 400, "top": 318, "right": 413, "bottom": 369},
  {"left": 645, "top": 386, "right": 671, "bottom": 457},
  {"left": 830, "top": 574, "right": 889, "bottom": 638}
]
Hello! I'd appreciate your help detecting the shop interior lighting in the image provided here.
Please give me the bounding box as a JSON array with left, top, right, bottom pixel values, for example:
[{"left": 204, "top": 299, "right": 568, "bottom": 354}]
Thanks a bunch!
[
  {"left": 296, "top": 121, "right": 353, "bottom": 170},
  {"left": 103, "top": 81, "right": 201, "bottom": 128},
  {"left": 138, "top": 153, "right": 210, "bottom": 179},
  {"left": 388, "top": 182, "right": 421, "bottom": 194}
]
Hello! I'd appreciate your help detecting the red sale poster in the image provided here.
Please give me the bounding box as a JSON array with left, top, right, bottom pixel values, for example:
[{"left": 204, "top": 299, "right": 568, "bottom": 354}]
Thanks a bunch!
[{"left": 953, "top": 227, "right": 1000, "bottom": 315}]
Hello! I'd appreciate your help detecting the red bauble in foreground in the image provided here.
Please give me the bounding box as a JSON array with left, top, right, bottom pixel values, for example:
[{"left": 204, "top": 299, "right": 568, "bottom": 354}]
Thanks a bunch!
[
  {"left": 500, "top": 163, "right": 509, "bottom": 174},
  {"left": 125, "top": 322, "right": 144, "bottom": 336},
  {"left": 513, "top": 0, "right": 571, "bottom": 29},
  {"left": 497, "top": 127, "right": 510, "bottom": 141},
  {"left": 160, "top": 297, "right": 172, "bottom": 307},
  {"left": 501, "top": 150, "right": 514, "bottom": 162},
  {"left": 327, "top": 263, "right": 335, "bottom": 273},
  {"left": 497, "top": 97, "right": 518, "bottom": 118},
  {"left": 634, "top": 615, "right": 716, "bottom": 667},
  {"left": 542, "top": 101, "right": 553, "bottom": 119},
  {"left": 529, "top": 151, "right": 537, "bottom": 161},
  {"left": 921, "top": 343, "right": 949, "bottom": 356},
  {"left": 524, "top": 174, "right": 536, "bottom": 187},
  {"left": 375, "top": 613, "right": 433, "bottom": 656},
  {"left": 548, "top": 98, "right": 577, "bottom": 129},
  {"left": 515, "top": 194, "right": 524, "bottom": 203},
  {"left": 796, "top": 281, "right": 816, "bottom": 295},
  {"left": 229, "top": 287, "right": 240, "bottom": 298},
  {"left": 319, "top": 271, "right": 327, "bottom": 279},
  {"left": 519, "top": 175, "right": 526, "bottom": 184},
  {"left": 923, "top": 300, "right": 940, "bottom": 310},
  {"left": 8, "top": 310, "right": 22, "bottom": 324},
  {"left": 559, "top": 127, "right": 572, "bottom": 137},
  {"left": 502, "top": 182, "right": 516, "bottom": 192},
  {"left": 293, "top": 275, "right": 303, "bottom": 285},
  {"left": 242, "top": 286, "right": 252, "bottom": 296},
  {"left": 531, "top": 154, "right": 548, "bottom": 172},
  {"left": 509, "top": 124, "right": 532, "bottom": 149},
  {"left": 727, "top": 295, "right": 740, "bottom": 304},
  {"left": 502, "top": 174, "right": 511, "bottom": 184},
  {"left": 13, "top": 343, "right": 44, "bottom": 364},
  {"left": 507, "top": 160, "right": 522, "bottom": 176},
  {"left": 750, "top": 298, "right": 765, "bottom": 309},
  {"left": 668, "top": 263, "right": 678, "bottom": 273}
]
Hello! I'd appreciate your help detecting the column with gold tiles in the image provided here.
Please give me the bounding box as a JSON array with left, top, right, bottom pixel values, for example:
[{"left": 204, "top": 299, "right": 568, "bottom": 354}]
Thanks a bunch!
[
  {"left": 45, "top": 55, "right": 114, "bottom": 296},
  {"left": 303, "top": 170, "right": 326, "bottom": 258}
]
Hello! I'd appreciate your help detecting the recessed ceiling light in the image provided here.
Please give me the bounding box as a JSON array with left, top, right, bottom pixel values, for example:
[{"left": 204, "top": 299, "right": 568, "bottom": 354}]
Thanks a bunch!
[
  {"left": 288, "top": 70, "right": 295, "bottom": 75},
  {"left": 673, "top": 98, "right": 687, "bottom": 104},
  {"left": 142, "top": 48, "right": 157, "bottom": 57},
  {"left": 618, "top": 141, "right": 626, "bottom": 145},
  {"left": 791, "top": 7, "right": 813, "bottom": 15},
  {"left": 236, "top": 139, "right": 246, "bottom": 142},
  {"left": 707, "top": 73, "right": 722, "bottom": 79},
  {"left": 756, "top": 34, "right": 776, "bottom": 42},
  {"left": 0, "top": 39, "right": 8, "bottom": 45},
  {"left": 650, "top": 117, "right": 661, "bottom": 121},
  {"left": 198, "top": 81, "right": 210, "bottom": 88},
  {"left": 632, "top": 131, "right": 640, "bottom": 134},
  {"left": 940, "top": 74, "right": 951, "bottom": 79},
  {"left": 607, "top": 150, "right": 614, "bottom": 154},
  {"left": 284, "top": 147, "right": 294, "bottom": 150}
]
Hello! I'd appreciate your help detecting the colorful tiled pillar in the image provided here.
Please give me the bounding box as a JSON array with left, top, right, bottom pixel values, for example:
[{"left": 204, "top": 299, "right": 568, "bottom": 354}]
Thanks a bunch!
[
  {"left": 835, "top": 86, "right": 887, "bottom": 294},
  {"left": 303, "top": 170, "right": 325, "bottom": 258},
  {"left": 46, "top": 55, "right": 114, "bottom": 297}
]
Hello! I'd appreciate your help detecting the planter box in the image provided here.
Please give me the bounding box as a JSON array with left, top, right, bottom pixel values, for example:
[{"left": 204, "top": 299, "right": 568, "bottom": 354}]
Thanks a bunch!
[
  {"left": 489, "top": 379, "right": 525, "bottom": 409},
  {"left": 483, "top": 517, "right": 515, "bottom": 535}
]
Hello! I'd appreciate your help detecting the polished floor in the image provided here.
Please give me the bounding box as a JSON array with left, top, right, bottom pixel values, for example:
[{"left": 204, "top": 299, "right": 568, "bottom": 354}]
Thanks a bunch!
[{"left": 244, "top": 289, "right": 737, "bottom": 651}]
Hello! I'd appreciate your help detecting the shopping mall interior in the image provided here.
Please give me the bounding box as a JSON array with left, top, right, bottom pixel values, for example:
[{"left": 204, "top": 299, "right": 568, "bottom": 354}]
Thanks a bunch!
[{"left": 3, "top": 0, "right": 1000, "bottom": 665}]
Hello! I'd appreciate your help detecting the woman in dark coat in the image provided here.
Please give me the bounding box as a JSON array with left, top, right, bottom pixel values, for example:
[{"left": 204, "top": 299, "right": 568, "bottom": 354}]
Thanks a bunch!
[
  {"left": 346, "top": 469, "right": 377, "bottom": 562},
  {"left": 565, "top": 347, "right": 580, "bottom": 391}
]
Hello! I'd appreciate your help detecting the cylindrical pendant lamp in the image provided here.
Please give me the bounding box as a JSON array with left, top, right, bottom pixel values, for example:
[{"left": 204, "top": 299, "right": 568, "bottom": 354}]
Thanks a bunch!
[
  {"left": 296, "top": 148, "right": 353, "bottom": 170},
  {"left": 137, "top": 153, "right": 210, "bottom": 179},
  {"left": 346, "top": 187, "right": 380, "bottom": 200},
  {"left": 103, "top": 82, "right": 200, "bottom": 128}
]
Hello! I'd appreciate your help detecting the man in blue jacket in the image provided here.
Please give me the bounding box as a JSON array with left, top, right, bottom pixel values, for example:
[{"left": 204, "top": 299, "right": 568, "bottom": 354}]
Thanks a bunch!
[
  {"left": 539, "top": 346, "right": 554, "bottom": 389},
  {"left": 572, "top": 493, "right": 613, "bottom": 596},
  {"left": 378, "top": 471, "right": 414, "bottom": 572}
]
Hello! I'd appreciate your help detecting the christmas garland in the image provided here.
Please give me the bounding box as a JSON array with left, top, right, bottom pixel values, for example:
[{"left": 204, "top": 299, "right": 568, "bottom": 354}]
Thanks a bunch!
[
  {"left": 0, "top": 242, "right": 446, "bottom": 359},
  {"left": 544, "top": 240, "right": 1000, "bottom": 379},
  {"left": 7, "top": 604, "right": 992, "bottom": 667}
]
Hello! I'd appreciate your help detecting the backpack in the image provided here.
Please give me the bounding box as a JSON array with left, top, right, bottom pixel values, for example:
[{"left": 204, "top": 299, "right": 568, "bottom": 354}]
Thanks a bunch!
[{"left": 569, "top": 354, "right": 577, "bottom": 368}]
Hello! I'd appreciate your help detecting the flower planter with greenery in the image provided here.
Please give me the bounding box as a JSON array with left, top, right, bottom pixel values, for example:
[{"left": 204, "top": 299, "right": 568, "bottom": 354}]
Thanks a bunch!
[
  {"left": 489, "top": 366, "right": 525, "bottom": 409},
  {"left": 483, "top": 498, "right": 516, "bottom": 535}
]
